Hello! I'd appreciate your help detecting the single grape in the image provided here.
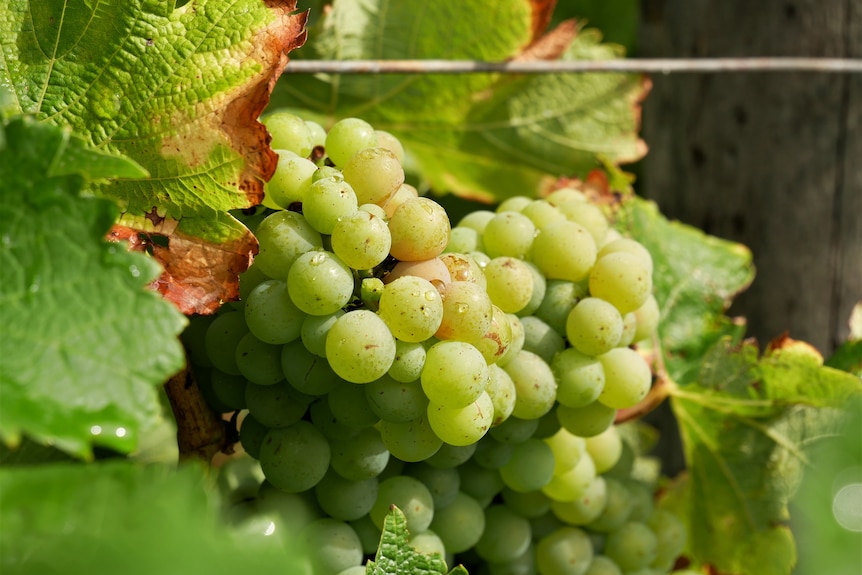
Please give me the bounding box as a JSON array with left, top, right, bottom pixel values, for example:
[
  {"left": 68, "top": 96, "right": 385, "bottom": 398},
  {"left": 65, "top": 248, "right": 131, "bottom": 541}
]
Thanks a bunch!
[
  {"left": 499, "top": 438, "right": 556, "bottom": 493},
  {"left": 445, "top": 226, "right": 482, "bottom": 254},
  {"left": 535, "top": 279, "right": 587, "bottom": 336},
  {"left": 557, "top": 402, "right": 617, "bottom": 437},
  {"left": 589, "top": 252, "right": 652, "bottom": 315},
  {"left": 300, "top": 518, "right": 364, "bottom": 575},
  {"left": 364, "top": 375, "right": 428, "bottom": 423},
  {"left": 597, "top": 347, "right": 652, "bottom": 409},
  {"left": 421, "top": 340, "right": 488, "bottom": 408},
  {"left": 305, "top": 120, "right": 327, "bottom": 149},
  {"left": 245, "top": 380, "right": 309, "bottom": 429},
  {"left": 427, "top": 391, "right": 494, "bottom": 446},
  {"left": 558, "top": 200, "right": 609, "bottom": 246},
  {"left": 489, "top": 416, "right": 540, "bottom": 444},
  {"left": 309, "top": 398, "right": 361, "bottom": 441},
  {"left": 502, "top": 350, "right": 557, "bottom": 420},
  {"left": 483, "top": 256, "right": 536, "bottom": 313},
  {"left": 379, "top": 182, "right": 419, "bottom": 219},
  {"left": 281, "top": 340, "right": 340, "bottom": 395},
  {"left": 530, "top": 220, "right": 597, "bottom": 282},
  {"left": 438, "top": 252, "right": 487, "bottom": 288},
  {"left": 326, "top": 310, "right": 397, "bottom": 384},
  {"left": 388, "top": 340, "right": 426, "bottom": 382},
  {"left": 300, "top": 310, "right": 344, "bottom": 357},
  {"left": 647, "top": 509, "right": 687, "bottom": 570},
  {"left": 566, "top": 297, "right": 624, "bottom": 357},
  {"left": 182, "top": 314, "right": 217, "bottom": 368},
  {"left": 476, "top": 504, "right": 533, "bottom": 563},
  {"left": 374, "top": 130, "right": 405, "bottom": 163},
  {"left": 244, "top": 279, "right": 306, "bottom": 345},
  {"left": 328, "top": 381, "right": 380, "bottom": 429},
  {"left": 266, "top": 151, "right": 317, "bottom": 208},
  {"left": 329, "top": 426, "right": 390, "bottom": 481},
  {"left": 458, "top": 210, "right": 496, "bottom": 234},
  {"left": 256, "top": 481, "right": 323, "bottom": 534},
  {"left": 586, "top": 477, "right": 633, "bottom": 533},
  {"left": 253, "top": 210, "right": 322, "bottom": 279},
  {"left": 542, "top": 451, "right": 597, "bottom": 503},
  {"left": 238, "top": 414, "right": 268, "bottom": 459},
  {"left": 544, "top": 427, "right": 587, "bottom": 474},
  {"left": 521, "top": 315, "right": 566, "bottom": 364},
  {"left": 535, "top": 526, "right": 594, "bottom": 575},
  {"left": 585, "top": 426, "right": 623, "bottom": 473},
  {"left": 342, "top": 147, "right": 405, "bottom": 205},
  {"left": 331, "top": 209, "right": 392, "bottom": 270},
  {"left": 389, "top": 197, "right": 451, "bottom": 261},
  {"left": 485, "top": 363, "right": 516, "bottom": 426},
  {"left": 429, "top": 491, "right": 486, "bottom": 554},
  {"left": 502, "top": 487, "right": 553, "bottom": 519},
  {"left": 314, "top": 469, "right": 379, "bottom": 522},
  {"left": 521, "top": 199, "right": 566, "bottom": 230},
  {"left": 457, "top": 458, "right": 504, "bottom": 508},
  {"left": 385, "top": 257, "right": 452, "bottom": 289},
  {"left": 603, "top": 521, "right": 658, "bottom": 572},
  {"left": 497, "top": 313, "right": 525, "bottom": 367},
  {"left": 263, "top": 111, "right": 313, "bottom": 157},
  {"left": 235, "top": 332, "right": 285, "bottom": 386},
  {"left": 407, "top": 463, "right": 461, "bottom": 509},
  {"left": 378, "top": 275, "right": 444, "bottom": 342},
  {"left": 303, "top": 176, "right": 359, "bottom": 235},
  {"left": 436, "top": 281, "right": 494, "bottom": 341},
  {"left": 370, "top": 475, "right": 435, "bottom": 533},
  {"left": 209, "top": 369, "right": 247, "bottom": 410},
  {"left": 473, "top": 436, "right": 514, "bottom": 470},
  {"left": 205, "top": 310, "right": 249, "bottom": 375},
  {"left": 287, "top": 250, "right": 354, "bottom": 315},
  {"left": 584, "top": 556, "right": 623, "bottom": 575},
  {"left": 483, "top": 211, "right": 536, "bottom": 259},
  {"left": 259, "top": 421, "right": 330, "bottom": 493},
  {"left": 497, "top": 196, "right": 532, "bottom": 213},
  {"left": 550, "top": 476, "right": 608, "bottom": 526},
  {"left": 632, "top": 294, "right": 660, "bottom": 343},
  {"left": 545, "top": 187, "right": 587, "bottom": 206},
  {"left": 378, "top": 415, "right": 443, "bottom": 462},
  {"left": 552, "top": 348, "right": 605, "bottom": 408},
  {"left": 325, "top": 118, "right": 378, "bottom": 167}
]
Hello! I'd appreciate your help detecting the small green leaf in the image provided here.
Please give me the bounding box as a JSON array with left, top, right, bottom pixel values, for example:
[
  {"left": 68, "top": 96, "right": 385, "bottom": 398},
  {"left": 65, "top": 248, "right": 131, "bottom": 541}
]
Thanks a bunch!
[
  {"left": 0, "top": 461, "right": 309, "bottom": 575},
  {"left": 0, "top": 117, "right": 186, "bottom": 458},
  {"left": 366, "top": 506, "right": 459, "bottom": 575}
]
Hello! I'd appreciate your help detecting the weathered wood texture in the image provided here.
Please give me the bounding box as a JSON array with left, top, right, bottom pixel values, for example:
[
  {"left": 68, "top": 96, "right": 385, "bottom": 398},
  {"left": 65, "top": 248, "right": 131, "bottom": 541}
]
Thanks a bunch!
[{"left": 638, "top": 0, "right": 861, "bottom": 354}]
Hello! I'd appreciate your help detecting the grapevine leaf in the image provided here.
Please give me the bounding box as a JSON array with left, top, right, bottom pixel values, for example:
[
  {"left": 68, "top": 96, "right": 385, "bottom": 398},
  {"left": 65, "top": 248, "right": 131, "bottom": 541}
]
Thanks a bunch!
[
  {"left": 271, "top": 0, "right": 647, "bottom": 202},
  {"left": 1, "top": 0, "right": 308, "bottom": 314},
  {"left": 668, "top": 337, "right": 862, "bottom": 575},
  {"left": 0, "top": 461, "right": 309, "bottom": 575},
  {"left": 619, "top": 198, "right": 755, "bottom": 384},
  {"left": 0, "top": 116, "right": 186, "bottom": 458},
  {"left": 366, "top": 505, "right": 461, "bottom": 575}
]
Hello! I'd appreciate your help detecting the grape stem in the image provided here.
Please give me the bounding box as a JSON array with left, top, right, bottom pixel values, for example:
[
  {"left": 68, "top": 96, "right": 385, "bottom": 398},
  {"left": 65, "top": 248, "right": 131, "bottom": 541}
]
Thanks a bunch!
[
  {"left": 614, "top": 333, "right": 674, "bottom": 424},
  {"left": 163, "top": 356, "right": 233, "bottom": 462}
]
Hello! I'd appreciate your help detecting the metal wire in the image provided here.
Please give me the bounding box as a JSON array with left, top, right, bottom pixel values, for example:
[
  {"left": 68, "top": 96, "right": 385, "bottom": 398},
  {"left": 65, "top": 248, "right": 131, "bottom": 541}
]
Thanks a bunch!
[{"left": 284, "top": 58, "right": 862, "bottom": 74}]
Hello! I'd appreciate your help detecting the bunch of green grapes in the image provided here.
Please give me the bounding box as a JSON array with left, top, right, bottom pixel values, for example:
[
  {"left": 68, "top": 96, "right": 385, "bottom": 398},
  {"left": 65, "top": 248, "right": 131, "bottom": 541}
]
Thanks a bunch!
[{"left": 183, "top": 111, "right": 684, "bottom": 575}]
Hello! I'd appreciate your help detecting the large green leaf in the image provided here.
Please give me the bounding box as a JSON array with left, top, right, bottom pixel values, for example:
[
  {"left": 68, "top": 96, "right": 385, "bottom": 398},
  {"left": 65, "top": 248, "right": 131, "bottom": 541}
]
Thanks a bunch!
[
  {"left": 272, "top": 0, "right": 647, "bottom": 202},
  {"left": 1, "top": 0, "right": 307, "bottom": 313},
  {"left": 0, "top": 116, "right": 186, "bottom": 458},
  {"left": 0, "top": 461, "right": 309, "bottom": 575},
  {"left": 667, "top": 338, "right": 862, "bottom": 575}
]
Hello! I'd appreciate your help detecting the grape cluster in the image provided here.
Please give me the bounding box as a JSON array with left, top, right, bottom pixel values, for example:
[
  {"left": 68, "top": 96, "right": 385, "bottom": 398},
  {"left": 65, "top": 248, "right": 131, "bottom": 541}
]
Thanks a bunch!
[{"left": 184, "top": 111, "right": 684, "bottom": 575}]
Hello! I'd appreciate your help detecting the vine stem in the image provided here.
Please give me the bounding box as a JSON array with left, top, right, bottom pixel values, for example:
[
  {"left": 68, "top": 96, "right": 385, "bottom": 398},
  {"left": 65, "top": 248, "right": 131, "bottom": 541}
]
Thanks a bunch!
[
  {"left": 283, "top": 58, "right": 862, "bottom": 75},
  {"left": 615, "top": 333, "right": 676, "bottom": 424}
]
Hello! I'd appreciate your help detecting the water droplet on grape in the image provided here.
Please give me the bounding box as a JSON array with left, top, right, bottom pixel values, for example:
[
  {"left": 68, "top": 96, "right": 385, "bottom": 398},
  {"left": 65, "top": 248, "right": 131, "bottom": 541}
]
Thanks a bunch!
[
  {"left": 310, "top": 252, "right": 327, "bottom": 265},
  {"left": 456, "top": 303, "right": 469, "bottom": 314}
]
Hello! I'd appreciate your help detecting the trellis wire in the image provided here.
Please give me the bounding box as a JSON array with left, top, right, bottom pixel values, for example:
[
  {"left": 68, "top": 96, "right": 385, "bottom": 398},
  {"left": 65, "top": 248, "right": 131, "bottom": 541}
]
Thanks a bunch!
[{"left": 284, "top": 58, "right": 862, "bottom": 74}]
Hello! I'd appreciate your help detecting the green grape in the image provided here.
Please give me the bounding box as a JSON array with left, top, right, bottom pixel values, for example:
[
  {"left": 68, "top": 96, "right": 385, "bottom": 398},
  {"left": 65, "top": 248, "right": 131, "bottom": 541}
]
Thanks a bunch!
[
  {"left": 300, "top": 310, "right": 344, "bottom": 357},
  {"left": 589, "top": 252, "right": 652, "bottom": 315},
  {"left": 647, "top": 509, "right": 686, "bottom": 570},
  {"left": 487, "top": 545, "right": 537, "bottom": 575},
  {"left": 535, "top": 279, "right": 586, "bottom": 336},
  {"left": 585, "top": 426, "right": 623, "bottom": 473},
  {"left": 253, "top": 210, "right": 322, "bottom": 279},
  {"left": 489, "top": 416, "right": 539, "bottom": 444},
  {"left": 235, "top": 332, "right": 284, "bottom": 386},
  {"left": 244, "top": 279, "right": 305, "bottom": 345},
  {"left": 281, "top": 340, "right": 340, "bottom": 395},
  {"left": 485, "top": 363, "right": 516, "bottom": 426},
  {"left": 521, "top": 316, "right": 566, "bottom": 364},
  {"left": 326, "top": 310, "right": 397, "bottom": 384},
  {"left": 542, "top": 451, "right": 597, "bottom": 502},
  {"left": 466, "top": 304, "right": 513, "bottom": 365},
  {"left": 497, "top": 314, "right": 525, "bottom": 367},
  {"left": 545, "top": 187, "right": 587, "bottom": 206},
  {"left": 263, "top": 111, "right": 313, "bottom": 157},
  {"left": 196, "top": 369, "right": 230, "bottom": 414},
  {"left": 378, "top": 415, "right": 443, "bottom": 462},
  {"left": 598, "top": 238, "right": 653, "bottom": 276},
  {"left": 205, "top": 310, "right": 249, "bottom": 375},
  {"left": 209, "top": 369, "right": 247, "bottom": 410},
  {"left": 497, "top": 196, "right": 533, "bottom": 213},
  {"left": 407, "top": 462, "right": 461, "bottom": 508},
  {"left": 388, "top": 340, "right": 426, "bottom": 382},
  {"left": 245, "top": 380, "right": 308, "bottom": 429},
  {"left": 370, "top": 476, "right": 435, "bottom": 533},
  {"left": 364, "top": 375, "right": 428, "bottom": 423},
  {"left": 438, "top": 253, "right": 487, "bottom": 289},
  {"left": 585, "top": 477, "right": 632, "bottom": 533},
  {"left": 374, "top": 129, "right": 405, "bottom": 163},
  {"left": 378, "top": 275, "right": 444, "bottom": 342},
  {"left": 328, "top": 381, "right": 380, "bottom": 429},
  {"left": 558, "top": 200, "right": 609, "bottom": 246},
  {"left": 387, "top": 257, "right": 452, "bottom": 288},
  {"left": 314, "top": 469, "right": 379, "bottom": 521},
  {"left": 361, "top": 277, "right": 385, "bottom": 310},
  {"left": 379, "top": 182, "right": 419, "bottom": 219},
  {"left": 331, "top": 210, "right": 392, "bottom": 270},
  {"left": 457, "top": 458, "right": 505, "bottom": 508},
  {"left": 557, "top": 402, "right": 617, "bottom": 437},
  {"left": 358, "top": 202, "right": 388, "bottom": 219},
  {"left": 624, "top": 480, "right": 655, "bottom": 523},
  {"left": 530, "top": 221, "right": 597, "bottom": 282},
  {"left": 287, "top": 250, "right": 354, "bottom": 316},
  {"left": 421, "top": 340, "right": 488, "bottom": 408},
  {"left": 266, "top": 151, "right": 317, "bottom": 208},
  {"left": 484, "top": 256, "right": 536, "bottom": 313},
  {"left": 305, "top": 120, "right": 327, "bottom": 149},
  {"left": 536, "top": 526, "right": 594, "bottom": 575},
  {"left": 349, "top": 514, "right": 382, "bottom": 554},
  {"left": 325, "top": 118, "right": 378, "bottom": 167},
  {"left": 342, "top": 147, "right": 405, "bottom": 205},
  {"left": 238, "top": 413, "right": 268, "bottom": 459},
  {"left": 427, "top": 391, "right": 494, "bottom": 446},
  {"left": 544, "top": 427, "right": 587, "bottom": 474},
  {"left": 566, "top": 297, "right": 624, "bottom": 357},
  {"left": 429, "top": 491, "right": 486, "bottom": 554},
  {"left": 503, "top": 350, "right": 558, "bottom": 420},
  {"left": 604, "top": 440, "right": 635, "bottom": 482},
  {"left": 518, "top": 262, "right": 548, "bottom": 317},
  {"left": 476, "top": 504, "right": 533, "bottom": 562},
  {"left": 533, "top": 408, "right": 562, "bottom": 439},
  {"left": 310, "top": 399, "right": 361, "bottom": 441},
  {"left": 584, "top": 556, "right": 623, "bottom": 575},
  {"left": 300, "top": 518, "right": 364, "bottom": 575},
  {"left": 389, "top": 197, "right": 451, "bottom": 262},
  {"left": 238, "top": 263, "right": 271, "bottom": 302},
  {"left": 552, "top": 348, "right": 605, "bottom": 408},
  {"left": 313, "top": 165, "right": 342, "bottom": 182},
  {"left": 521, "top": 199, "right": 566, "bottom": 230},
  {"left": 632, "top": 294, "right": 660, "bottom": 343},
  {"left": 483, "top": 211, "right": 536, "bottom": 259},
  {"left": 259, "top": 421, "right": 330, "bottom": 493},
  {"left": 603, "top": 522, "right": 658, "bottom": 572},
  {"left": 303, "top": 176, "right": 359, "bottom": 235},
  {"left": 474, "top": 437, "right": 514, "bottom": 469},
  {"left": 458, "top": 210, "right": 496, "bottom": 234},
  {"left": 618, "top": 312, "right": 638, "bottom": 348},
  {"left": 426, "top": 442, "right": 477, "bottom": 469},
  {"left": 182, "top": 314, "right": 217, "bottom": 368},
  {"left": 597, "top": 348, "right": 652, "bottom": 409},
  {"left": 445, "top": 226, "right": 482, "bottom": 254},
  {"left": 550, "top": 476, "right": 607, "bottom": 526},
  {"left": 330, "top": 426, "right": 390, "bottom": 481},
  {"left": 409, "top": 529, "right": 447, "bottom": 560},
  {"left": 502, "top": 487, "right": 552, "bottom": 518},
  {"left": 499, "top": 439, "right": 556, "bottom": 493},
  {"left": 256, "top": 481, "right": 322, "bottom": 533}
]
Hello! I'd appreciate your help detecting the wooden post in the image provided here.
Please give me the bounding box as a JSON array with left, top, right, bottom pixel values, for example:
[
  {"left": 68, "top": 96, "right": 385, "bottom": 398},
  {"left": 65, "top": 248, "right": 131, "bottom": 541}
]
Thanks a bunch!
[{"left": 638, "top": 0, "right": 861, "bottom": 354}]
